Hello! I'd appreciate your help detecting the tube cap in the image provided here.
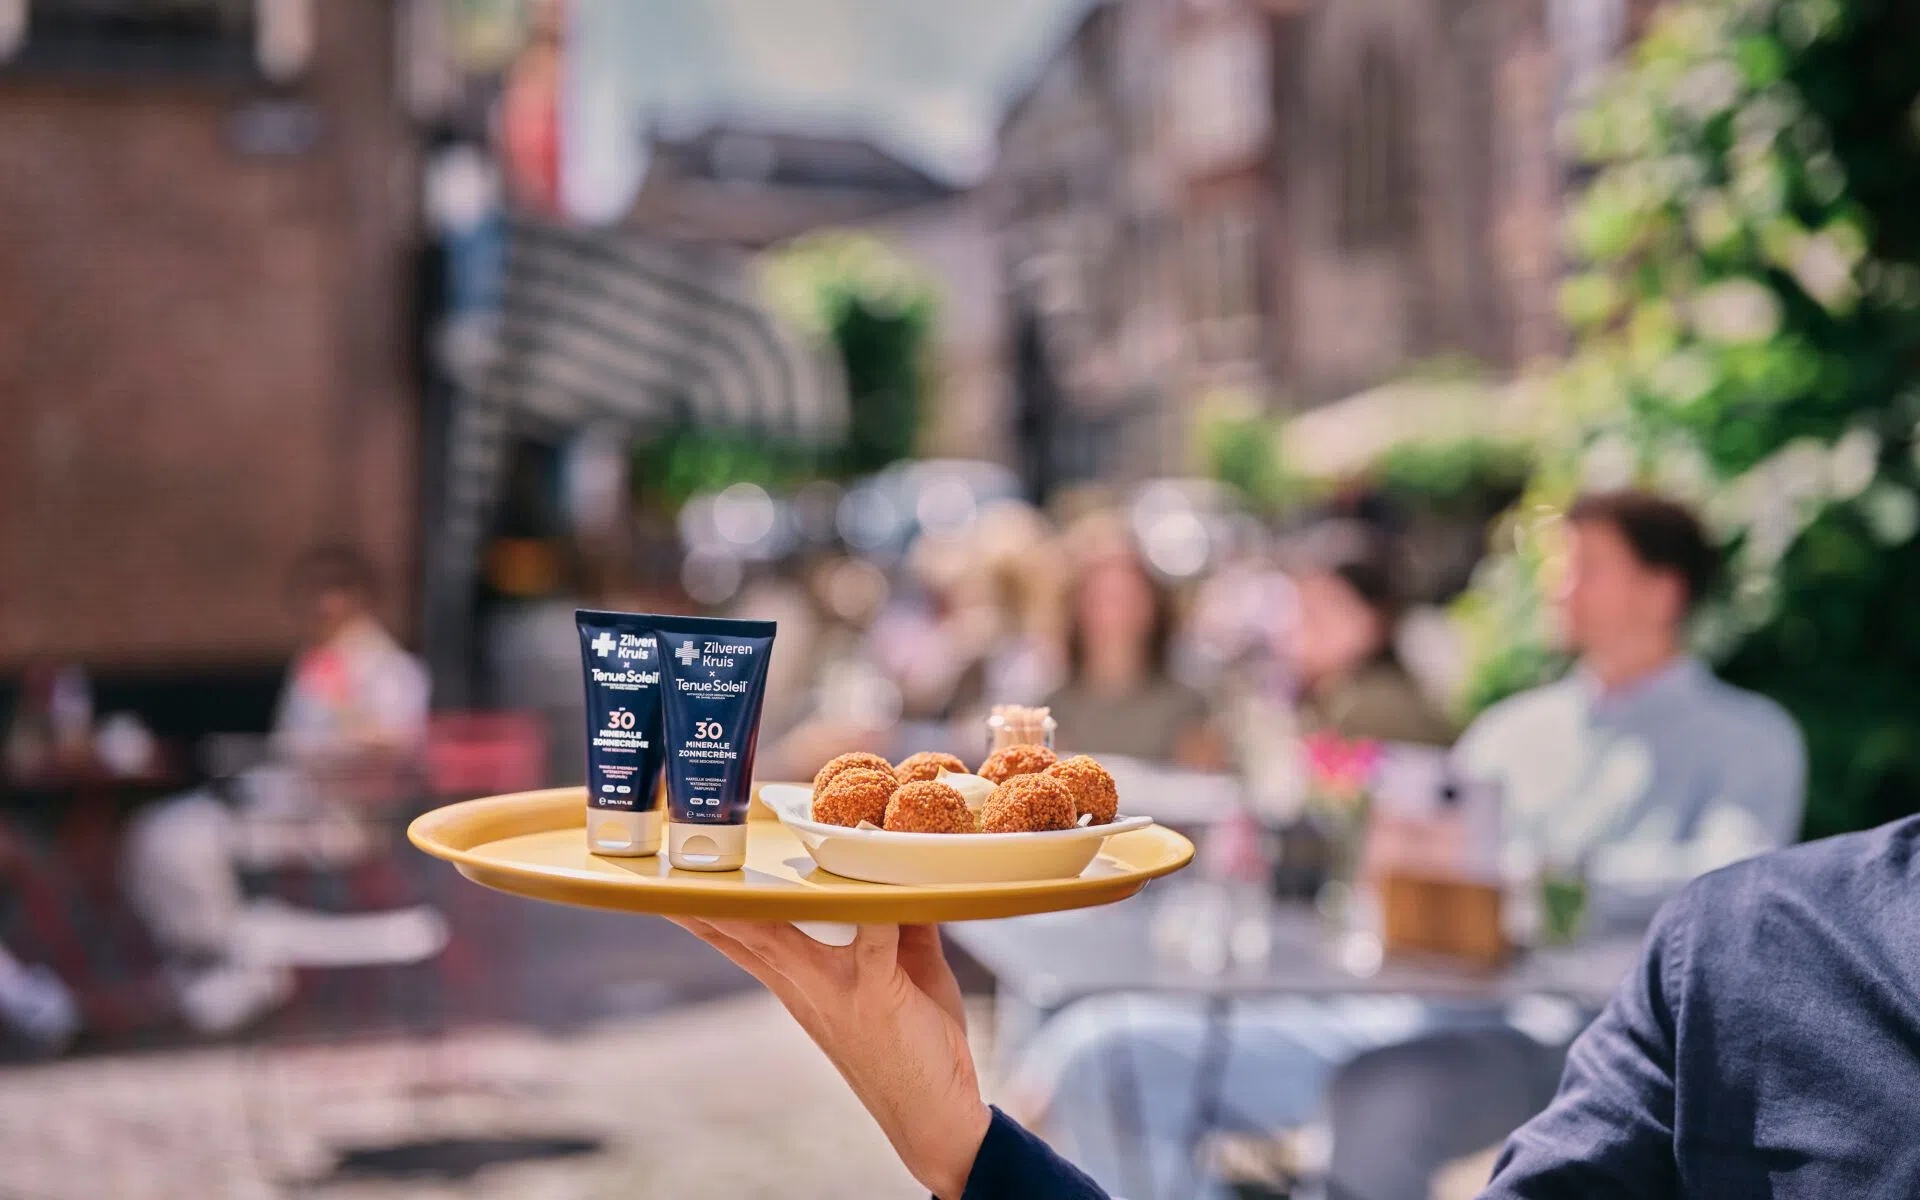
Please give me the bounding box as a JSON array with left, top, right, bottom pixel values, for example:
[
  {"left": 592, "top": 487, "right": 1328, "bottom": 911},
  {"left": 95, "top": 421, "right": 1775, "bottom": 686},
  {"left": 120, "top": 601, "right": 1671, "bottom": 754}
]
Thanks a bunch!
[
  {"left": 587, "top": 807, "right": 662, "bottom": 858},
  {"left": 667, "top": 821, "right": 748, "bottom": 872}
]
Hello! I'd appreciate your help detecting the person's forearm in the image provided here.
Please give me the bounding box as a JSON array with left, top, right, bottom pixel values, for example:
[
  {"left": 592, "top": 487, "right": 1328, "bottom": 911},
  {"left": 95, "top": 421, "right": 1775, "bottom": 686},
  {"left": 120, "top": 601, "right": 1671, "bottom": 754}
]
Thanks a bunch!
[
  {"left": 666, "top": 923, "right": 1097, "bottom": 1200},
  {"left": 812, "top": 995, "right": 992, "bottom": 1198}
]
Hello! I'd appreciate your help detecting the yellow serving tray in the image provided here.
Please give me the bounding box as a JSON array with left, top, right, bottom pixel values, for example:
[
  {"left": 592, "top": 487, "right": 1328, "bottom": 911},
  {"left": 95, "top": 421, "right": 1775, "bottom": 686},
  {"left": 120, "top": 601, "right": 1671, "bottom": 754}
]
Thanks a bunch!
[{"left": 408, "top": 786, "right": 1194, "bottom": 924}]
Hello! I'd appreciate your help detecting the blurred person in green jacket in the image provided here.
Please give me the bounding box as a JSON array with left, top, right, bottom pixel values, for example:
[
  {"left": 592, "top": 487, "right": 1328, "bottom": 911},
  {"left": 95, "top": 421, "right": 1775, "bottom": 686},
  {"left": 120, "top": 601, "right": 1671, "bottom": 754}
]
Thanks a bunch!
[{"left": 1289, "top": 548, "right": 1454, "bottom": 748}]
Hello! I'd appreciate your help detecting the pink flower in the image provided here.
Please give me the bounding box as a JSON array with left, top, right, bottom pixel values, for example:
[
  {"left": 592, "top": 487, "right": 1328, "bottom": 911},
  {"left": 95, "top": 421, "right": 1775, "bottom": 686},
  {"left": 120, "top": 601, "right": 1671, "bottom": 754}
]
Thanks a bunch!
[{"left": 1303, "top": 732, "right": 1383, "bottom": 800}]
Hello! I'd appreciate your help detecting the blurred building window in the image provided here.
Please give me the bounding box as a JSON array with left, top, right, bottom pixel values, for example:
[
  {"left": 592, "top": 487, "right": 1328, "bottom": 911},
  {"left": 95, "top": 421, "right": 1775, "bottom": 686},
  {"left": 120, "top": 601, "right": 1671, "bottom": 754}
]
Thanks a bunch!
[
  {"left": 1117, "top": 0, "right": 1168, "bottom": 155},
  {"left": 1339, "top": 42, "right": 1414, "bottom": 250},
  {"left": 1172, "top": 24, "right": 1269, "bottom": 173},
  {"left": 2, "top": 0, "right": 309, "bottom": 78},
  {"left": 1186, "top": 207, "right": 1260, "bottom": 362},
  {"left": 0, "top": 1, "right": 23, "bottom": 58}
]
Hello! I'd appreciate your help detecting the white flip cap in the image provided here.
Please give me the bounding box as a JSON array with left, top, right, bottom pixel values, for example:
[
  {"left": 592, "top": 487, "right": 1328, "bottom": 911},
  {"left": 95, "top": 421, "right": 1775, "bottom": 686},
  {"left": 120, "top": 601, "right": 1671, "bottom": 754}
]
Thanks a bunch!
[
  {"left": 587, "top": 807, "right": 662, "bottom": 857},
  {"left": 667, "top": 821, "right": 748, "bottom": 872}
]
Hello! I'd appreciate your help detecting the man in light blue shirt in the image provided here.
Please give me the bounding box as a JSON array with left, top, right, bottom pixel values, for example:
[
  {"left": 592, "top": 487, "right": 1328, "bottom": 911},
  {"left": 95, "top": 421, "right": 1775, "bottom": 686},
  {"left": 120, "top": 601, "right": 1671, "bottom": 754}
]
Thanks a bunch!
[
  {"left": 1458, "top": 490, "right": 1803, "bottom": 925},
  {"left": 1016, "top": 492, "right": 1806, "bottom": 1200},
  {"left": 1459, "top": 659, "right": 1803, "bottom": 926}
]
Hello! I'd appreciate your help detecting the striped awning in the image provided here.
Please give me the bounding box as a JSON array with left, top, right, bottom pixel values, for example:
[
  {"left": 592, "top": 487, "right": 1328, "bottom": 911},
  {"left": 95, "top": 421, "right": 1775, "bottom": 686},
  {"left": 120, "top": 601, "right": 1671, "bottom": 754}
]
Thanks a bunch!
[
  {"left": 483, "top": 218, "right": 845, "bottom": 439},
  {"left": 425, "top": 217, "right": 845, "bottom": 698}
]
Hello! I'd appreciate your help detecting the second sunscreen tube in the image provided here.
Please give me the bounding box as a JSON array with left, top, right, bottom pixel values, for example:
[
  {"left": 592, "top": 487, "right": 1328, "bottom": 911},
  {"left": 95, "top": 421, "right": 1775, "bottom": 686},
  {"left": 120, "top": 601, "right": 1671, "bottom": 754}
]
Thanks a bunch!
[{"left": 651, "top": 615, "right": 776, "bottom": 871}]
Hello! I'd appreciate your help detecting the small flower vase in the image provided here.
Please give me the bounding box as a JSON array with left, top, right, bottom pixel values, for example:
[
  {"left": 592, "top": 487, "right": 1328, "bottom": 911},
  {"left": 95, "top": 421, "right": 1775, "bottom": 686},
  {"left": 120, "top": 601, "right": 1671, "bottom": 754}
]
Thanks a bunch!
[{"left": 1300, "top": 732, "right": 1383, "bottom": 930}]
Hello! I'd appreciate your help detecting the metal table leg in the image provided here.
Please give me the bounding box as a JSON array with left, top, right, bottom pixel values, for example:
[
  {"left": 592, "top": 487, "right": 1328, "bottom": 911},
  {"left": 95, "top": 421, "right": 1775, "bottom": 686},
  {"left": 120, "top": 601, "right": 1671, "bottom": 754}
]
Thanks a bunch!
[{"left": 1185, "top": 995, "right": 1235, "bottom": 1195}]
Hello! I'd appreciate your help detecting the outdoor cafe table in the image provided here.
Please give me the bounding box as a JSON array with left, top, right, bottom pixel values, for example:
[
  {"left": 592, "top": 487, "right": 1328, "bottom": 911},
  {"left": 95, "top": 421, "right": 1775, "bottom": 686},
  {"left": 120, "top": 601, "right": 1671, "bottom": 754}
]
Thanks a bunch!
[
  {"left": 947, "top": 893, "right": 1641, "bottom": 1021},
  {"left": 945, "top": 888, "right": 1644, "bottom": 1197}
]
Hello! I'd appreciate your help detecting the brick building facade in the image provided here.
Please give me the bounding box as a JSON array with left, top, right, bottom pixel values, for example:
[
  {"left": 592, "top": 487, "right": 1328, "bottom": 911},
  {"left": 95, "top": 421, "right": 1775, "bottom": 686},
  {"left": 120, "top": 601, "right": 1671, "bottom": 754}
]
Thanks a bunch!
[
  {"left": 0, "top": 0, "right": 420, "bottom": 671},
  {"left": 988, "top": 2, "right": 1187, "bottom": 487},
  {"left": 988, "top": 0, "right": 1650, "bottom": 481}
]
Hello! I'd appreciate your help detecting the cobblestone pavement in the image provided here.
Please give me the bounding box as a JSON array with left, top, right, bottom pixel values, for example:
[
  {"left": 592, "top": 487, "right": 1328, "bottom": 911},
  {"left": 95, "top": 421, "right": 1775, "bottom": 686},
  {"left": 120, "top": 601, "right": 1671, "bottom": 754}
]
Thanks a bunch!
[{"left": 0, "top": 994, "right": 928, "bottom": 1200}]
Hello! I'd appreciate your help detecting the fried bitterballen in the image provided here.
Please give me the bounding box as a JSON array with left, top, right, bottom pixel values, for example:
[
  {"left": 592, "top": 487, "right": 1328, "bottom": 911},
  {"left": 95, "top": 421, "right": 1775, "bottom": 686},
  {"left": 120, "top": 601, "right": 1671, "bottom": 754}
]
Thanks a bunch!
[
  {"left": 882, "top": 780, "right": 978, "bottom": 834},
  {"left": 979, "top": 743, "right": 1058, "bottom": 785},
  {"left": 979, "top": 773, "right": 1077, "bottom": 833},
  {"left": 1047, "top": 755, "right": 1119, "bottom": 825},
  {"left": 810, "top": 767, "right": 897, "bottom": 828},
  {"left": 812, "top": 752, "right": 894, "bottom": 798},
  {"left": 893, "top": 750, "right": 969, "bottom": 786}
]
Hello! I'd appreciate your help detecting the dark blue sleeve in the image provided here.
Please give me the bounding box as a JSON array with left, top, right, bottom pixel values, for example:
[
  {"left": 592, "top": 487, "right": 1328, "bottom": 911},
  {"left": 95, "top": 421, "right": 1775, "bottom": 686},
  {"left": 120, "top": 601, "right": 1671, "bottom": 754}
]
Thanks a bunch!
[
  {"left": 1480, "top": 897, "right": 1689, "bottom": 1199},
  {"left": 959, "top": 1106, "right": 1109, "bottom": 1200}
]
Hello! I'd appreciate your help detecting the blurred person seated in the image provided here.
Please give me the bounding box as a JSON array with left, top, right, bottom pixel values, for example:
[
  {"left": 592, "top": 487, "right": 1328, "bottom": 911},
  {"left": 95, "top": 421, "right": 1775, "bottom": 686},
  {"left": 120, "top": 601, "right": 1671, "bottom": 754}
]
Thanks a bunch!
[
  {"left": 1044, "top": 540, "right": 1216, "bottom": 766},
  {"left": 1008, "top": 491, "right": 1806, "bottom": 1199},
  {"left": 872, "top": 533, "right": 1004, "bottom": 725},
  {"left": 758, "top": 504, "right": 1073, "bottom": 782},
  {"left": 1458, "top": 490, "right": 1805, "bottom": 922},
  {"left": 270, "top": 545, "right": 432, "bottom": 804},
  {"left": 1290, "top": 545, "right": 1454, "bottom": 747},
  {"left": 752, "top": 552, "right": 905, "bottom": 783},
  {"left": 121, "top": 547, "right": 445, "bottom": 1036},
  {"left": 1203, "top": 530, "right": 1450, "bottom": 826},
  {"left": 973, "top": 501, "right": 1070, "bottom": 709},
  {"left": 1312, "top": 490, "right": 1811, "bottom": 1198}
]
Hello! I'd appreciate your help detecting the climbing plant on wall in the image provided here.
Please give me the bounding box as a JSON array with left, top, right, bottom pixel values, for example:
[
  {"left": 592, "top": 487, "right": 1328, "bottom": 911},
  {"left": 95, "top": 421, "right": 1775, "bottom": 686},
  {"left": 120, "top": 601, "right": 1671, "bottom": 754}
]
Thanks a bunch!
[{"left": 1458, "top": 0, "right": 1920, "bottom": 837}]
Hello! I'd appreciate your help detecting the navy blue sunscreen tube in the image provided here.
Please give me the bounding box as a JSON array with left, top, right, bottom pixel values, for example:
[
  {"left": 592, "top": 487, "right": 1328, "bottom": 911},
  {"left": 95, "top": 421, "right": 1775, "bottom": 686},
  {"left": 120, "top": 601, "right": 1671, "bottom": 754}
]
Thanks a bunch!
[
  {"left": 649, "top": 614, "right": 776, "bottom": 871},
  {"left": 576, "top": 610, "right": 666, "bottom": 857}
]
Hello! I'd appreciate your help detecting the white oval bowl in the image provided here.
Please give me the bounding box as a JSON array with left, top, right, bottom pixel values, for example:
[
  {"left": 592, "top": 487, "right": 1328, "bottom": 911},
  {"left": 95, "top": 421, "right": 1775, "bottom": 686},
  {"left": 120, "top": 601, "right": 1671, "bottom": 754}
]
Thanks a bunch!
[{"left": 760, "top": 783, "right": 1155, "bottom": 886}]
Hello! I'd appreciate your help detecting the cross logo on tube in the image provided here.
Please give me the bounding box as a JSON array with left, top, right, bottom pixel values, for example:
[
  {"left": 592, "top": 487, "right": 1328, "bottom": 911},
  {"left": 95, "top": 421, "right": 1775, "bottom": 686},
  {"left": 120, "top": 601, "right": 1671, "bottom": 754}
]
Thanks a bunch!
[
  {"left": 591, "top": 632, "right": 617, "bottom": 657},
  {"left": 675, "top": 641, "right": 701, "bottom": 666}
]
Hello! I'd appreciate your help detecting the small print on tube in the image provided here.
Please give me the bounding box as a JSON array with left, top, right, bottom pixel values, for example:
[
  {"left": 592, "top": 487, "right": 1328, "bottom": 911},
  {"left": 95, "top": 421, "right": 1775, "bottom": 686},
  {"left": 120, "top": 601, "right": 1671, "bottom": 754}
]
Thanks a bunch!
[
  {"left": 576, "top": 609, "right": 666, "bottom": 857},
  {"left": 649, "top": 615, "right": 776, "bottom": 872}
]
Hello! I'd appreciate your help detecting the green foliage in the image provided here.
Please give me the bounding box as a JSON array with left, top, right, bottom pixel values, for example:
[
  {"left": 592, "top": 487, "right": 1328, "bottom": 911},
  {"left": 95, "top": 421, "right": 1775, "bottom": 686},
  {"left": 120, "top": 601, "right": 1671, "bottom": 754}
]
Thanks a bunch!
[
  {"left": 763, "top": 233, "right": 937, "bottom": 477},
  {"left": 1372, "top": 438, "right": 1533, "bottom": 512},
  {"left": 1198, "top": 414, "right": 1529, "bottom": 518},
  {"left": 1460, "top": 0, "right": 1920, "bottom": 837},
  {"left": 632, "top": 429, "right": 817, "bottom": 508},
  {"left": 1199, "top": 411, "right": 1311, "bottom": 512},
  {"left": 834, "top": 291, "right": 929, "bottom": 475},
  {"left": 631, "top": 234, "right": 936, "bottom": 507}
]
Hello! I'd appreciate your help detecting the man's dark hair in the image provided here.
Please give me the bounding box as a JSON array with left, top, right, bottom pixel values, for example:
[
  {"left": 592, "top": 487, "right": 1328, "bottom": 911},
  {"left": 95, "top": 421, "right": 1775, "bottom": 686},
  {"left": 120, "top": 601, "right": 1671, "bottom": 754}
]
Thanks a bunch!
[
  {"left": 289, "top": 544, "right": 380, "bottom": 604},
  {"left": 1324, "top": 554, "right": 1403, "bottom": 624},
  {"left": 1567, "top": 490, "right": 1721, "bottom": 612}
]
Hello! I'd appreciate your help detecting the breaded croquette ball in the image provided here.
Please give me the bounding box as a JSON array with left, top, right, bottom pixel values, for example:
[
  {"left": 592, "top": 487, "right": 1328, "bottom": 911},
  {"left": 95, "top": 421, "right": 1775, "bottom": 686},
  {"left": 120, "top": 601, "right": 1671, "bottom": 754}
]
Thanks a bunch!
[
  {"left": 893, "top": 750, "right": 969, "bottom": 786},
  {"left": 979, "top": 743, "right": 1058, "bottom": 785},
  {"left": 1047, "top": 755, "right": 1119, "bottom": 825},
  {"left": 813, "top": 752, "right": 894, "bottom": 798},
  {"left": 883, "top": 781, "right": 977, "bottom": 834},
  {"left": 810, "top": 767, "right": 897, "bottom": 828},
  {"left": 980, "top": 774, "right": 1077, "bottom": 833}
]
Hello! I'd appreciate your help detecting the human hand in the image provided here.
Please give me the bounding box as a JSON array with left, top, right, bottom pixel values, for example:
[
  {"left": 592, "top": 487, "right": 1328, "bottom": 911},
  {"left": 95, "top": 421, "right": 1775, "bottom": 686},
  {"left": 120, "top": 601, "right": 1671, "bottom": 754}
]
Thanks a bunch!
[{"left": 671, "top": 919, "right": 991, "bottom": 1199}]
